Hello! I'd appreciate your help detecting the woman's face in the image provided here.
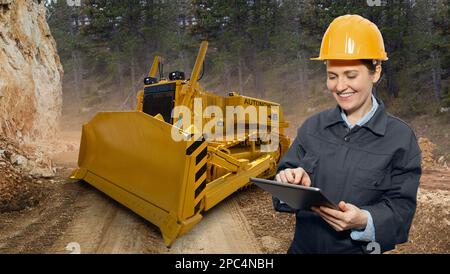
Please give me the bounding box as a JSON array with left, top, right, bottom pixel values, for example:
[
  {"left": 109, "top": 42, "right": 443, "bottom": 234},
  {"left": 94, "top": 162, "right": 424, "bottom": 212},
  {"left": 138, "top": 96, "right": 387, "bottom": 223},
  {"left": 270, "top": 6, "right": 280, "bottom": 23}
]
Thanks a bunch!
[{"left": 326, "top": 60, "right": 381, "bottom": 115}]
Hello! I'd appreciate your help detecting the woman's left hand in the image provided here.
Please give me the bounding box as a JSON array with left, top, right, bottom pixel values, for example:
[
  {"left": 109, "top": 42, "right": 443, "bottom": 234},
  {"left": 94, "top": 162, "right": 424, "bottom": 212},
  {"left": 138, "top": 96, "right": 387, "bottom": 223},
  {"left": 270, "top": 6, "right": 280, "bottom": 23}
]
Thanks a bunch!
[{"left": 311, "top": 201, "right": 368, "bottom": 232}]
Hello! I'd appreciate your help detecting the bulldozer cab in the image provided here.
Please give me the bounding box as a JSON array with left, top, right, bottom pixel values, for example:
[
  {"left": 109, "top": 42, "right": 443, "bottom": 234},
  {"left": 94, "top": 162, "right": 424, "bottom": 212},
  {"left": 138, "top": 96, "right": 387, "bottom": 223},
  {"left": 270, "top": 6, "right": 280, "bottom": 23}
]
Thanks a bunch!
[{"left": 142, "top": 83, "right": 176, "bottom": 123}]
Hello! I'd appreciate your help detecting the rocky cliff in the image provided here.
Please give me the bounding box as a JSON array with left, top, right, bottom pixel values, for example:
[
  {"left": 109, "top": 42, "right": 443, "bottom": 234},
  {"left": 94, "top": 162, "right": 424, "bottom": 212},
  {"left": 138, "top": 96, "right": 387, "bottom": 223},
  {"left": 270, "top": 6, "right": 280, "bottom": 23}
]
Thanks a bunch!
[{"left": 0, "top": 0, "right": 63, "bottom": 144}]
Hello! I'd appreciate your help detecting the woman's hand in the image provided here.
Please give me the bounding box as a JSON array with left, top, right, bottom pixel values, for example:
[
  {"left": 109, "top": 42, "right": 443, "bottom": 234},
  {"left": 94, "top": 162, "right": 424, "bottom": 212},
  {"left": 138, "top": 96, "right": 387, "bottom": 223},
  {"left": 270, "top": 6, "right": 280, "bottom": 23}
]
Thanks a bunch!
[
  {"left": 275, "top": 168, "right": 311, "bottom": 186},
  {"left": 311, "top": 201, "right": 368, "bottom": 231}
]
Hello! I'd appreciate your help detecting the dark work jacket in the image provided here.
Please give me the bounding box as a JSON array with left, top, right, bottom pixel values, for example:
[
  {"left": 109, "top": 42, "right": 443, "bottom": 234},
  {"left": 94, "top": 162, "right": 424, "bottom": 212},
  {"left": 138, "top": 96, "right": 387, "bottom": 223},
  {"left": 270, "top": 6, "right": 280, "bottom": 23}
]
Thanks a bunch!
[{"left": 274, "top": 96, "right": 422, "bottom": 254}]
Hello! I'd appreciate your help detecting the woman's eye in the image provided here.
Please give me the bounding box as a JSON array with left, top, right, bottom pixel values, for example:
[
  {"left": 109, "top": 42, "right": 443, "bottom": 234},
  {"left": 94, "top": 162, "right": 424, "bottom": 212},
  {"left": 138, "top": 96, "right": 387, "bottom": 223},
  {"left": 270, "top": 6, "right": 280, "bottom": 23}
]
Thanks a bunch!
[
  {"left": 347, "top": 75, "right": 357, "bottom": 79},
  {"left": 328, "top": 76, "right": 336, "bottom": 80}
]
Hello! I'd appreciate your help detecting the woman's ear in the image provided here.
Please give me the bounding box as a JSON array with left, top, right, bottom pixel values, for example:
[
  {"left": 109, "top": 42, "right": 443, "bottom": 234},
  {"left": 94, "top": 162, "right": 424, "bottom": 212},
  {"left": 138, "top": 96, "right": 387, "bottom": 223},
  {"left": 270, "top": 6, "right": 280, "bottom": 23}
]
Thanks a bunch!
[{"left": 372, "top": 64, "right": 382, "bottom": 83}]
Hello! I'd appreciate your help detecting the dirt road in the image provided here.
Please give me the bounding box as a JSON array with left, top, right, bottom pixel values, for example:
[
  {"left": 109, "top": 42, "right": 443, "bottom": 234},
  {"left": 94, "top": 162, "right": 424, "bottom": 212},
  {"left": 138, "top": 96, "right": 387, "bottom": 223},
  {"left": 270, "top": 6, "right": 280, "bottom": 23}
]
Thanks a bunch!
[
  {"left": 166, "top": 198, "right": 261, "bottom": 254},
  {"left": 0, "top": 131, "right": 262, "bottom": 254}
]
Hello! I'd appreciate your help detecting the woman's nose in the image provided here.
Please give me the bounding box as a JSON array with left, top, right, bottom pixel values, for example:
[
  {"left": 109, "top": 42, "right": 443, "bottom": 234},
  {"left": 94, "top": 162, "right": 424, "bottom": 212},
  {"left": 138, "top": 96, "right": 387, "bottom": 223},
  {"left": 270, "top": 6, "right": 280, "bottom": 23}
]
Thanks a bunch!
[{"left": 336, "top": 78, "right": 348, "bottom": 92}]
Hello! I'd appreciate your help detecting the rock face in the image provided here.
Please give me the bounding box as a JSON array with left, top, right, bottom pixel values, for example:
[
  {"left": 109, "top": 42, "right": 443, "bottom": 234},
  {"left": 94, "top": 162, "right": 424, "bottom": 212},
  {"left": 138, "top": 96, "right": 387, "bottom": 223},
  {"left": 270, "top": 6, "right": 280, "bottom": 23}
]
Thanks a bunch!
[{"left": 0, "top": 0, "right": 63, "bottom": 144}]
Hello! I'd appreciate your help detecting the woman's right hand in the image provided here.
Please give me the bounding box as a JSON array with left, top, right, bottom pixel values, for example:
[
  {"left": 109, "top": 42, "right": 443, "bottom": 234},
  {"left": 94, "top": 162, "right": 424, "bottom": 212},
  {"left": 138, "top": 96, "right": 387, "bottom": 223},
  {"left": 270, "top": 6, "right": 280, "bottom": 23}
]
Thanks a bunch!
[{"left": 275, "top": 168, "right": 311, "bottom": 187}]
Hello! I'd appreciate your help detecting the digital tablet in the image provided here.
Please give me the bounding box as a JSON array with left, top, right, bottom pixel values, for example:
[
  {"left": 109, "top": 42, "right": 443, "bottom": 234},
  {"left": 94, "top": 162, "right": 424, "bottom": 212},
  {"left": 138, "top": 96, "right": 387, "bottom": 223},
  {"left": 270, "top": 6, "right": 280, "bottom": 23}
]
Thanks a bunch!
[{"left": 250, "top": 178, "right": 339, "bottom": 211}]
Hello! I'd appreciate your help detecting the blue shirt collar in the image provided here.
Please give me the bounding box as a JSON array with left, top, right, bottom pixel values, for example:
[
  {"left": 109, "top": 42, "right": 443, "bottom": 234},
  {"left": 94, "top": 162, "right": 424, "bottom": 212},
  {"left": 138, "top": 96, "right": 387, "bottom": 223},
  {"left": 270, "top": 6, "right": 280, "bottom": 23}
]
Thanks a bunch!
[{"left": 341, "top": 94, "right": 379, "bottom": 129}]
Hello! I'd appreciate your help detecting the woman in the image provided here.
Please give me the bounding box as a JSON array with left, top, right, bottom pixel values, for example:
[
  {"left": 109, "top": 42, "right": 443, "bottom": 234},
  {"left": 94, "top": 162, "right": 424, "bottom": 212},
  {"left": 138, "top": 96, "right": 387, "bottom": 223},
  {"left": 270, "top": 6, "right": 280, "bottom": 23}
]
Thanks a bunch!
[{"left": 274, "top": 14, "right": 422, "bottom": 254}]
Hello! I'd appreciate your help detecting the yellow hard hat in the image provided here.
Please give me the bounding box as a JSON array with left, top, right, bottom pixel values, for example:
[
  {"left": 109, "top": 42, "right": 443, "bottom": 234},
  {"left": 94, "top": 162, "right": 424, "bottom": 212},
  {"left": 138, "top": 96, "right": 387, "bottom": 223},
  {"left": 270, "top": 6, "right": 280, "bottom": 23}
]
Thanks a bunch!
[{"left": 311, "top": 14, "right": 388, "bottom": 61}]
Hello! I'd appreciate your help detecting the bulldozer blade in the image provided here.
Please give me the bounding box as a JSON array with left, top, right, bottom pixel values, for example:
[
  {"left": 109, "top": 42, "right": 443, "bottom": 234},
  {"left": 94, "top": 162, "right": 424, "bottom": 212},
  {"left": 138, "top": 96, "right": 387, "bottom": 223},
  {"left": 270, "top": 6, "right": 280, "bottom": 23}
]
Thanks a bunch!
[{"left": 70, "top": 111, "right": 208, "bottom": 247}]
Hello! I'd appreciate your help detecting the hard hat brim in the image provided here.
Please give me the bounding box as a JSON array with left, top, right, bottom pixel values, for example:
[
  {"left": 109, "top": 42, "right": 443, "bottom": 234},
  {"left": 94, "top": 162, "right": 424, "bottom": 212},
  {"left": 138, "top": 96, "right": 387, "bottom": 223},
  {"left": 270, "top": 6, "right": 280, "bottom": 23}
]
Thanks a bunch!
[{"left": 310, "top": 56, "right": 388, "bottom": 61}]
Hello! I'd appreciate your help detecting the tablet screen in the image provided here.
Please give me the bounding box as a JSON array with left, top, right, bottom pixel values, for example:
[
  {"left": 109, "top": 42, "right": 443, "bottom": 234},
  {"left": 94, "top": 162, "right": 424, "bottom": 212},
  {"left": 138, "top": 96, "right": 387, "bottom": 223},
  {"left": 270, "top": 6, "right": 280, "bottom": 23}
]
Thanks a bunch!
[{"left": 250, "top": 178, "right": 339, "bottom": 211}]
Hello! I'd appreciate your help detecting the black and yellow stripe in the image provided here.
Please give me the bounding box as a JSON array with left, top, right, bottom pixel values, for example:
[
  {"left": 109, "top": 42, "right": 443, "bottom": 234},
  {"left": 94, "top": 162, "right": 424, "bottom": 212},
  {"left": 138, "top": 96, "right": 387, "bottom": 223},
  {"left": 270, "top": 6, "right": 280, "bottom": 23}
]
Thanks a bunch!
[{"left": 186, "top": 138, "right": 208, "bottom": 214}]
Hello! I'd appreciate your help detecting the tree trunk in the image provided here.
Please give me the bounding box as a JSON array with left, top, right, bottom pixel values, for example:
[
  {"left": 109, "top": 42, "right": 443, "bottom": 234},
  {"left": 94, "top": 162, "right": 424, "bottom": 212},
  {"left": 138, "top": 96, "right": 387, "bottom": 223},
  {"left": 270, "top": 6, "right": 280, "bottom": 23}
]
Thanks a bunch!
[
  {"left": 251, "top": 51, "right": 264, "bottom": 98},
  {"left": 297, "top": 51, "right": 309, "bottom": 94},
  {"left": 225, "top": 63, "right": 232, "bottom": 93},
  {"left": 116, "top": 47, "right": 124, "bottom": 101},
  {"left": 70, "top": 48, "right": 84, "bottom": 104},
  {"left": 383, "top": 57, "right": 399, "bottom": 98},
  {"left": 238, "top": 54, "right": 243, "bottom": 94},
  {"left": 130, "top": 50, "right": 136, "bottom": 100},
  {"left": 69, "top": 11, "right": 83, "bottom": 105},
  {"left": 426, "top": 2, "right": 442, "bottom": 103},
  {"left": 430, "top": 51, "right": 442, "bottom": 102}
]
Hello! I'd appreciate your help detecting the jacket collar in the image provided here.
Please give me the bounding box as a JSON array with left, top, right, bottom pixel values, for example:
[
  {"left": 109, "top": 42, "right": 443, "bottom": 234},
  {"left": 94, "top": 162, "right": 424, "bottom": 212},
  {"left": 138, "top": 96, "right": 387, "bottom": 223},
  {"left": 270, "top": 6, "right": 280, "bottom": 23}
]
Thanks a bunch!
[{"left": 323, "top": 95, "right": 387, "bottom": 136}]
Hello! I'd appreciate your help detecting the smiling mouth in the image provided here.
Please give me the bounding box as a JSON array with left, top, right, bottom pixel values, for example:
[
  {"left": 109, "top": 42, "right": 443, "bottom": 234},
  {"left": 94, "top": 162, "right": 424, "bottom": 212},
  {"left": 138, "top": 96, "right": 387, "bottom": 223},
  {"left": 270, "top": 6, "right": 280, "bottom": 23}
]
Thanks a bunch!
[{"left": 337, "top": 91, "right": 356, "bottom": 98}]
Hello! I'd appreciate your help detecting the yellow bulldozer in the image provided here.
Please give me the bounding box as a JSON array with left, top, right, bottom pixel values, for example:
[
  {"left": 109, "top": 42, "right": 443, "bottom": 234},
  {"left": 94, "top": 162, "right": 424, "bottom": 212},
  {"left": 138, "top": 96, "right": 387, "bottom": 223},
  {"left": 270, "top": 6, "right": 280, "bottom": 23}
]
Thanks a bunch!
[{"left": 71, "top": 41, "right": 290, "bottom": 246}]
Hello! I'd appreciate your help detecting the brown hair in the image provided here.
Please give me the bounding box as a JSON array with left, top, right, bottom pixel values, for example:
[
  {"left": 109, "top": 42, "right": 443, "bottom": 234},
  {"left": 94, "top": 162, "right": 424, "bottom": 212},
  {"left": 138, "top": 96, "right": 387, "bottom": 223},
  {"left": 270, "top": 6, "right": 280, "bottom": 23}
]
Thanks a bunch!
[{"left": 360, "top": 59, "right": 381, "bottom": 74}]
